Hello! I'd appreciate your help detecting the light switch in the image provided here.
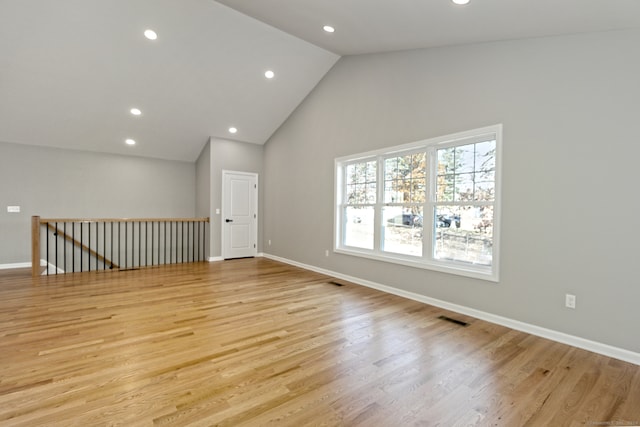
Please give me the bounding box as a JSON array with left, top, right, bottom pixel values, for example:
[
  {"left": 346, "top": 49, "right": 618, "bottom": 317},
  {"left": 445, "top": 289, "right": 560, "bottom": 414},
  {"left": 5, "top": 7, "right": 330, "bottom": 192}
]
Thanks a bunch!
[{"left": 7, "top": 206, "right": 20, "bottom": 213}]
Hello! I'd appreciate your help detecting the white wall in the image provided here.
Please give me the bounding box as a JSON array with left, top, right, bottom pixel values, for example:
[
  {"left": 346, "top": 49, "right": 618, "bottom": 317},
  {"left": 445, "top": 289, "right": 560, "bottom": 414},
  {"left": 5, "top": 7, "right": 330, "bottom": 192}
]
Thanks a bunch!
[
  {"left": 263, "top": 29, "right": 640, "bottom": 353},
  {"left": 0, "top": 141, "right": 195, "bottom": 264}
]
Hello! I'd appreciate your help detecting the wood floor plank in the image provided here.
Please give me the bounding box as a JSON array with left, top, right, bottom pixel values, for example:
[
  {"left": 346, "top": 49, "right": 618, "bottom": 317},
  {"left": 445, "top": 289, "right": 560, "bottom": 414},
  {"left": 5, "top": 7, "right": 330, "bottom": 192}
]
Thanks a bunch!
[{"left": 1, "top": 259, "right": 639, "bottom": 426}]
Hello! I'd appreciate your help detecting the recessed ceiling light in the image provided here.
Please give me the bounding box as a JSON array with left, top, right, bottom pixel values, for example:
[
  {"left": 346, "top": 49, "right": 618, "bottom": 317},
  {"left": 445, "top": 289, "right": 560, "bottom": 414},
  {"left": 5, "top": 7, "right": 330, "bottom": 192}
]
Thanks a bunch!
[
  {"left": 125, "top": 138, "right": 136, "bottom": 146},
  {"left": 323, "top": 25, "right": 335, "bottom": 33},
  {"left": 144, "top": 29, "right": 157, "bottom": 40},
  {"left": 228, "top": 127, "right": 238, "bottom": 134},
  {"left": 452, "top": 0, "right": 470, "bottom": 4},
  {"left": 264, "top": 70, "right": 275, "bottom": 79},
  {"left": 130, "top": 108, "right": 142, "bottom": 116}
]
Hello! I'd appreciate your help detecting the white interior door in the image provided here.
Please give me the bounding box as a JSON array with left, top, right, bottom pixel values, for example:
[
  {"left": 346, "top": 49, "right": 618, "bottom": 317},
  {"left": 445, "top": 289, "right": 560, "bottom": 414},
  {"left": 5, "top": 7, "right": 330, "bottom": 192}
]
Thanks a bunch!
[{"left": 222, "top": 171, "right": 257, "bottom": 259}]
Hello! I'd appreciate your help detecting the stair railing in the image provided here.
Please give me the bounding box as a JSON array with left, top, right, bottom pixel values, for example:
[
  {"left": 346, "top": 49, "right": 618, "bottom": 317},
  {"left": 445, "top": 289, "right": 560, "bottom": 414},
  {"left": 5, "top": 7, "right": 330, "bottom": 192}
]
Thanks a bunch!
[{"left": 31, "top": 216, "right": 209, "bottom": 277}]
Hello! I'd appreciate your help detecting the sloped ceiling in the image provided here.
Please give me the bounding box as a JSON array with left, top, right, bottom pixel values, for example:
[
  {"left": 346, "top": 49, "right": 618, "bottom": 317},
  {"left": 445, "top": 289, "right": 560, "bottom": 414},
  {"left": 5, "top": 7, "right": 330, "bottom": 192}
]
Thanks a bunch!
[
  {"left": 0, "top": 0, "right": 338, "bottom": 161},
  {"left": 218, "top": 0, "right": 640, "bottom": 56},
  {"left": 2, "top": 0, "right": 640, "bottom": 161}
]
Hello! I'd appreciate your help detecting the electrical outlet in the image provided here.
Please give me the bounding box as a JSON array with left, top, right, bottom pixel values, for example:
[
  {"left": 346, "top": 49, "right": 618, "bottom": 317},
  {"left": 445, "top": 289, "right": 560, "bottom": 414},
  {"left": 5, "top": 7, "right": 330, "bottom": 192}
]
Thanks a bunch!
[
  {"left": 325, "top": 250, "right": 329, "bottom": 257},
  {"left": 565, "top": 294, "right": 576, "bottom": 309},
  {"left": 268, "top": 240, "right": 271, "bottom": 246},
  {"left": 7, "top": 206, "right": 20, "bottom": 213}
]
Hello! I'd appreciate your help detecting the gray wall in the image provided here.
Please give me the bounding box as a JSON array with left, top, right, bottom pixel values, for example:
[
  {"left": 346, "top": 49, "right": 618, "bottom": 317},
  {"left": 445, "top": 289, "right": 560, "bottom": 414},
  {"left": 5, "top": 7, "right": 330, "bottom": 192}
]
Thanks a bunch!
[
  {"left": 0, "top": 141, "right": 195, "bottom": 264},
  {"left": 209, "top": 138, "right": 264, "bottom": 258},
  {"left": 195, "top": 141, "right": 211, "bottom": 258},
  {"left": 263, "top": 29, "right": 640, "bottom": 353}
]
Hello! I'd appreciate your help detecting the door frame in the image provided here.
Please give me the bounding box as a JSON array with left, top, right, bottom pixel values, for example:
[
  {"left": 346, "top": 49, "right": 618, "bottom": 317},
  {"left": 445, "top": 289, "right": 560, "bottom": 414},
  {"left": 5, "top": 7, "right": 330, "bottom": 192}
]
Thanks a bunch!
[{"left": 221, "top": 170, "right": 258, "bottom": 259}]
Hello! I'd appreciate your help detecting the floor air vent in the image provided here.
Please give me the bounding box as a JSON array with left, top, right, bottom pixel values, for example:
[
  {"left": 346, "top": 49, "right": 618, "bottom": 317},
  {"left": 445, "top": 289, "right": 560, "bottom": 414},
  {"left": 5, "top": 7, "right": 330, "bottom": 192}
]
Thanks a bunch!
[{"left": 438, "top": 315, "right": 469, "bottom": 327}]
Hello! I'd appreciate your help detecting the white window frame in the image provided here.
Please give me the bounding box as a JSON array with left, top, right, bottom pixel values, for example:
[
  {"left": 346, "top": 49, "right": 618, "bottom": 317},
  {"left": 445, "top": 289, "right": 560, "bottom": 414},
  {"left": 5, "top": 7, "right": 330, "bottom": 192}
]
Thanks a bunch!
[{"left": 334, "top": 124, "right": 502, "bottom": 282}]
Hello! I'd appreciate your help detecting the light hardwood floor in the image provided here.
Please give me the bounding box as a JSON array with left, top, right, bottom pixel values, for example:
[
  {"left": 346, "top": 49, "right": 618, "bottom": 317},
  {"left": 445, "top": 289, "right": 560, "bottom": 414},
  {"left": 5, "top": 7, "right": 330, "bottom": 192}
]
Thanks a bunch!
[{"left": 1, "top": 258, "right": 639, "bottom": 426}]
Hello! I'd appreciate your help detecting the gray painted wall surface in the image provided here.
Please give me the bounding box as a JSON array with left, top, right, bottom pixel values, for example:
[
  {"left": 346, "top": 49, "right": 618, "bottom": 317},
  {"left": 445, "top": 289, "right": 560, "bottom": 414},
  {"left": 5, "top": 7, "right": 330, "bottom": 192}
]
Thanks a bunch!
[
  {"left": 0, "top": 141, "right": 195, "bottom": 264},
  {"left": 209, "top": 138, "right": 264, "bottom": 258},
  {"left": 195, "top": 141, "right": 211, "bottom": 258},
  {"left": 263, "top": 29, "right": 640, "bottom": 352}
]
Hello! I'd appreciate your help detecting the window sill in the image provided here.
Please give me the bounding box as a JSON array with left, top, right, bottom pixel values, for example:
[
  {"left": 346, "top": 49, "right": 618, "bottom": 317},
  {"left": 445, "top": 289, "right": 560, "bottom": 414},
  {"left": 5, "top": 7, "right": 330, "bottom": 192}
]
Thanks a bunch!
[{"left": 334, "top": 246, "right": 499, "bottom": 282}]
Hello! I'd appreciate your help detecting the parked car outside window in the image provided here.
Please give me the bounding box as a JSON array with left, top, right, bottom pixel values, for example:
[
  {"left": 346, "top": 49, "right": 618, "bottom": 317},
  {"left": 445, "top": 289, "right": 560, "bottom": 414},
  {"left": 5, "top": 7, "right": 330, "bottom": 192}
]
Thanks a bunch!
[
  {"left": 387, "top": 214, "right": 423, "bottom": 228},
  {"left": 437, "top": 214, "right": 461, "bottom": 228}
]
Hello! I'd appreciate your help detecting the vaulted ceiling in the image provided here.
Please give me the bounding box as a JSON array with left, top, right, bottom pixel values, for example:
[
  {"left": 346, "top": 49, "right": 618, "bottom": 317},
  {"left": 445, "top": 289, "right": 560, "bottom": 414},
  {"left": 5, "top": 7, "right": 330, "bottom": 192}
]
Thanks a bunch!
[
  {"left": 2, "top": 0, "right": 639, "bottom": 161},
  {"left": 0, "top": 0, "right": 338, "bottom": 161},
  {"left": 219, "top": 0, "right": 640, "bottom": 56}
]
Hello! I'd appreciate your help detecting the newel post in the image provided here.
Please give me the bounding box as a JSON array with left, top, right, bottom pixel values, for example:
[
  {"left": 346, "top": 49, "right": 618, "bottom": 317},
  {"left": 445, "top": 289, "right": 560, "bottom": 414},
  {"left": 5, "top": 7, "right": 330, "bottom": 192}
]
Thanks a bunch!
[{"left": 31, "top": 216, "right": 40, "bottom": 277}]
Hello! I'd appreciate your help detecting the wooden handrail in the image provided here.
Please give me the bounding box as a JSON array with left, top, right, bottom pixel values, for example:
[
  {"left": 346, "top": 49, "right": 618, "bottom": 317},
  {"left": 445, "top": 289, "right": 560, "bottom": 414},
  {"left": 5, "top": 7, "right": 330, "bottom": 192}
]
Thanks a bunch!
[
  {"left": 46, "top": 223, "right": 119, "bottom": 270},
  {"left": 39, "top": 217, "right": 210, "bottom": 224}
]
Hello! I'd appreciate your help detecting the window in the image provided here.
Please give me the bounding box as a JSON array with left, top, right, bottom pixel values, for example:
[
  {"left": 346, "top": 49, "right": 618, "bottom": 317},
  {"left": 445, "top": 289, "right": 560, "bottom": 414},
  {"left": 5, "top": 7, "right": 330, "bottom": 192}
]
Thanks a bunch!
[
  {"left": 335, "top": 125, "right": 502, "bottom": 281},
  {"left": 382, "top": 151, "right": 426, "bottom": 257},
  {"left": 343, "top": 160, "right": 376, "bottom": 250}
]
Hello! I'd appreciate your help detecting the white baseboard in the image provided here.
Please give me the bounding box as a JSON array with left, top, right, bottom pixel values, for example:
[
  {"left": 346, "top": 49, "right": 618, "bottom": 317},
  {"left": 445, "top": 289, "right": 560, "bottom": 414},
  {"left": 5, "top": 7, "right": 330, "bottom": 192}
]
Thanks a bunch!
[
  {"left": 262, "top": 253, "right": 640, "bottom": 366},
  {"left": 0, "top": 262, "right": 31, "bottom": 270},
  {"left": 0, "top": 260, "right": 64, "bottom": 275},
  {"left": 41, "top": 261, "right": 65, "bottom": 275}
]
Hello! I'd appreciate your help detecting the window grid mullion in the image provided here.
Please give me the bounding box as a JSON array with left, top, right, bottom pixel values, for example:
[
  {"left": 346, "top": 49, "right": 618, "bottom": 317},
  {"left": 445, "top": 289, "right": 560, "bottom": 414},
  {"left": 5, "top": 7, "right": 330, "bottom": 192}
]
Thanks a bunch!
[
  {"left": 425, "top": 147, "right": 437, "bottom": 260},
  {"left": 433, "top": 201, "right": 495, "bottom": 207},
  {"left": 374, "top": 155, "right": 384, "bottom": 254}
]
